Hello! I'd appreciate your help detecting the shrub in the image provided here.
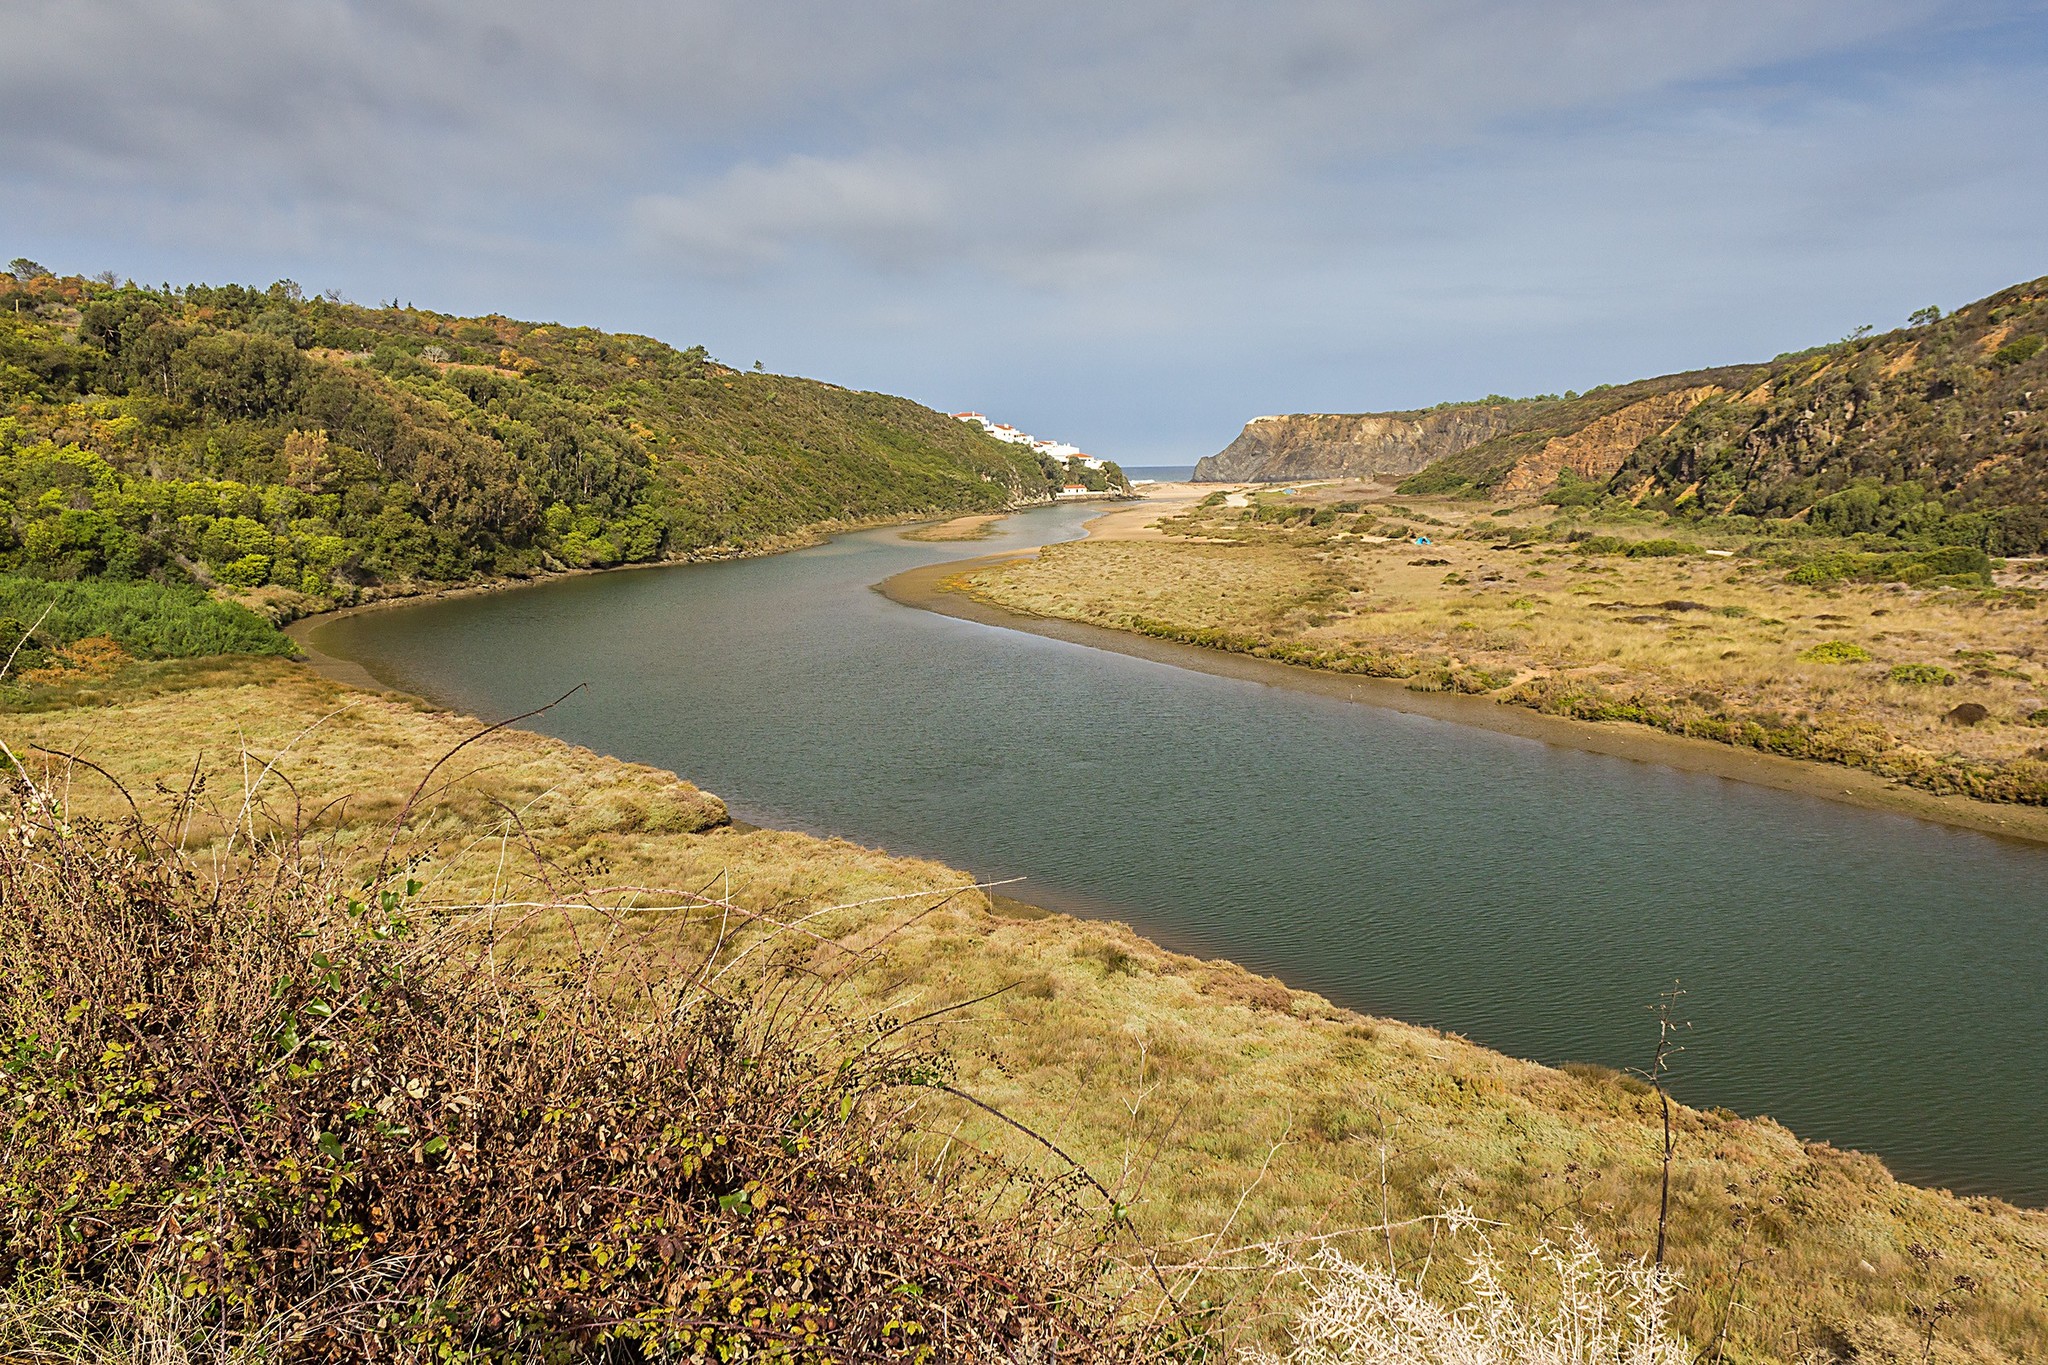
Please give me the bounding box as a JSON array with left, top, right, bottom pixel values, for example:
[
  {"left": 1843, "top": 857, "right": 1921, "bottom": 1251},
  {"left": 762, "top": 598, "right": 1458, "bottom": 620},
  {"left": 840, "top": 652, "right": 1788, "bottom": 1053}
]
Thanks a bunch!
[
  {"left": 1799, "top": 641, "right": 1873, "bottom": 664},
  {"left": 0, "top": 800, "right": 1153, "bottom": 1362},
  {"left": 1245, "top": 1219, "right": 1687, "bottom": 1365},
  {"left": 1624, "top": 538, "right": 1696, "bottom": 558},
  {"left": 1542, "top": 472, "right": 1606, "bottom": 509},
  {"left": 0, "top": 575, "right": 294, "bottom": 660},
  {"left": 1888, "top": 663, "right": 1957, "bottom": 686},
  {"left": 1784, "top": 545, "right": 1994, "bottom": 588},
  {"left": 1991, "top": 334, "right": 2044, "bottom": 368}
]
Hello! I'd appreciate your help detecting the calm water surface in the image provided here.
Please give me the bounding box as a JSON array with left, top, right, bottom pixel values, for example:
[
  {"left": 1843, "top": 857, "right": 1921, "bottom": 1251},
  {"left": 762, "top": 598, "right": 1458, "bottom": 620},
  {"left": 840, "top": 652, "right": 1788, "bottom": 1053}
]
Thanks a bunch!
[{"left": 313, "top": 503, "right": 2048, "bottom": 1205}]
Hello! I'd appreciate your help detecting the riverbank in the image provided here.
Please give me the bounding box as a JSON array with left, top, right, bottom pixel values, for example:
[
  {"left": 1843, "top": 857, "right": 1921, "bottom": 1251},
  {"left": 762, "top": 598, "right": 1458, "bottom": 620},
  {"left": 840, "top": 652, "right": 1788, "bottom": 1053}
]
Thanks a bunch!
[
  {"left": 8, "top": 656, "right": 2047, "bottom": 1358},
  {"left": 283, "top": 499, "right": 1068, "bottom": 689},
  {"left": 913, "top": 486, "right": 2048, "bottom": 847}
]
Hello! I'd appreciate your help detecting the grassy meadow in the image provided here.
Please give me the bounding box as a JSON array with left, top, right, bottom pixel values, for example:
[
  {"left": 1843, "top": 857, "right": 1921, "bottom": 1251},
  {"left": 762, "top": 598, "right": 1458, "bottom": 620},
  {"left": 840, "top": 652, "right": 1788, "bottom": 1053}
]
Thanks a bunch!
[
  {"left": 6, "top": 655, "right": 2048, "bottom": 1360},
  {"left": 962, "top": 488, "right": 2048, "bottom": 813}
]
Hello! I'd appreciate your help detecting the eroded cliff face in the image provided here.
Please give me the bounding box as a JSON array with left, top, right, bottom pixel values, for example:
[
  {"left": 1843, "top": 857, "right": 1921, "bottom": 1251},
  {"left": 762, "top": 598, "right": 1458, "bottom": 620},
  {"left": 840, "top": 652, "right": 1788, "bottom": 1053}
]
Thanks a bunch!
[
  {"left": 1192, "top": 408, "right": 1522, "bottom": 482},
  {"left": 1495, "top": 387, "right": 1722, "bottom": 496}
]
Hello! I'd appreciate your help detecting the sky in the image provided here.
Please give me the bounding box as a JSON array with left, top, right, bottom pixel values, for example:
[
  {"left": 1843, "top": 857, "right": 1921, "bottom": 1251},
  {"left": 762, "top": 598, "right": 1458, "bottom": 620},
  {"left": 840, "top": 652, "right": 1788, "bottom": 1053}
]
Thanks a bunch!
[{"left": 4, "top": 2, "right": 2046, "bottom": 464}]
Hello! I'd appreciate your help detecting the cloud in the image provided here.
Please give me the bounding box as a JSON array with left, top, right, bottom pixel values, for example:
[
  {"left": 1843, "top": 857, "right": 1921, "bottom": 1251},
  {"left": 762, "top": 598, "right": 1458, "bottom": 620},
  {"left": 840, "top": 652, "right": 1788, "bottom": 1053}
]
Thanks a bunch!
[
  {"left": 633, "top": 155, "right": 959, "bottom": 274},
  {"left": 1, "top": 0, "right": 2042, "bottom": 460},
  {"left": 0, "top": 0, "right": 1963, "bottom": 246}
]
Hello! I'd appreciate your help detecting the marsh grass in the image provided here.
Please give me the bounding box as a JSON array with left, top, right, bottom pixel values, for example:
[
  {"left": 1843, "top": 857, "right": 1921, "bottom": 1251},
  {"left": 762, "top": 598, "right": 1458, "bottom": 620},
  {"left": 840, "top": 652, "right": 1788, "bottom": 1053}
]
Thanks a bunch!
[
  {"left": 968, "top": 492, "right": 2048, "bottom": 805},
  {"left": 0, "top": 720, "right": 1166, "bottom": 1362},
  {"left": 7, "top": 664, "right": 2048, "bottom": 1359}
]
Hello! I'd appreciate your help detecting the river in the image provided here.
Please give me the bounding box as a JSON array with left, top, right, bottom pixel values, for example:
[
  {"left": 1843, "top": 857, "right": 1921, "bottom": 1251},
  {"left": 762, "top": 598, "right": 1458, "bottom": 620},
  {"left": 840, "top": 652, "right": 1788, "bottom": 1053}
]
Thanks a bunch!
[{"left": 307, "top": 500, "right": 2048, "bottom": 1206}]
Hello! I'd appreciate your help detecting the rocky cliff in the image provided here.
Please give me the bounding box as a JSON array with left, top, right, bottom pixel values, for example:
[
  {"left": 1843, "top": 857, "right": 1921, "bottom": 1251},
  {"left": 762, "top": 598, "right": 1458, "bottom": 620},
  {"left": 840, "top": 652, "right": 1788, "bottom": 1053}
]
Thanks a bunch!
[
  {"left": 1495, "top": 386, "right": 1723, "bottom": 496},
  {"left": 1192, "top": 407, "right": 1524, "bottom": 482}
]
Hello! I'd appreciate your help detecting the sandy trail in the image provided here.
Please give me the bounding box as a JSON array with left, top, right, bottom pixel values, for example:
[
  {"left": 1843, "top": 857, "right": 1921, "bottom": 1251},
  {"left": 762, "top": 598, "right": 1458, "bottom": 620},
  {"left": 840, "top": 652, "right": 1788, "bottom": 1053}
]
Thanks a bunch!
[
  {"left": 899, "top": 512, "right": 1005, "bottom": 542},
  {"left": 1075, "top": 482, "right": 1223, "bottom": 541}
]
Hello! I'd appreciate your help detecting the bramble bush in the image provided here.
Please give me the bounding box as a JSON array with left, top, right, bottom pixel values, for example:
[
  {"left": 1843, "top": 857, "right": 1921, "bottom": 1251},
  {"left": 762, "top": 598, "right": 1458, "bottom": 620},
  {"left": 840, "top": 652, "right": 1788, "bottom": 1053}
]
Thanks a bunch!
[{"left": 0, "top": 793, "right": 1157, "bottom": 1362}]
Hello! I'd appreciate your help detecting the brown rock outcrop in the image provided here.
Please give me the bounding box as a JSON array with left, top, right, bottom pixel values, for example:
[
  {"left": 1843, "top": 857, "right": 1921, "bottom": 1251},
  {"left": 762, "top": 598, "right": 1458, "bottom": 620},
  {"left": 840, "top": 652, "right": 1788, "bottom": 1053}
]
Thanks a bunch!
[
  {"left": 1496, "top": 386, "right": 1722, "bottom": 497},
  {"left": 1192, "top": 407, "right": 1521, "bottom": 482}
]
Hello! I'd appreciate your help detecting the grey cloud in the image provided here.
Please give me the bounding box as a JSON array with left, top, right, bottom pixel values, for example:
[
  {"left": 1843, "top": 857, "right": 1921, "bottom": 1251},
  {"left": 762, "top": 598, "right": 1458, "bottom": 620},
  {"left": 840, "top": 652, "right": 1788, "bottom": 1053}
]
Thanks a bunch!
[
  {"left": 2, "top": 0, "right": 1958, "bottom": 238},
  {"left": 633, "top": 155, "right": 962, "bottom": 274},
  {"left": 3, "top": 0, "right": 2041, "bottom": 465}
]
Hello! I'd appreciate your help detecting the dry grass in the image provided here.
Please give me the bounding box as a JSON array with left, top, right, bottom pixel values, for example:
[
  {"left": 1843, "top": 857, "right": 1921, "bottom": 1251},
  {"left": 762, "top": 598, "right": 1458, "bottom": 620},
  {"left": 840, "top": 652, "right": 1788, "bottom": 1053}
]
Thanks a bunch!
[
  {"left": 964, "top": 490, "right": 2048, "bottom": 806},
  {"left": 7, "top": 663, "right": 2048, "bottom": 1360}
]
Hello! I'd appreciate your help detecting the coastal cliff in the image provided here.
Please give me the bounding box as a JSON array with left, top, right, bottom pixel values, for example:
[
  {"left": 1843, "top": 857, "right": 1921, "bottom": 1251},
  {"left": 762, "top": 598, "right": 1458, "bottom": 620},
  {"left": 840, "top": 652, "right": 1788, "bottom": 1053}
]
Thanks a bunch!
[{"left": 1192, "top": 406, "right": 1523, "bottom": 482}]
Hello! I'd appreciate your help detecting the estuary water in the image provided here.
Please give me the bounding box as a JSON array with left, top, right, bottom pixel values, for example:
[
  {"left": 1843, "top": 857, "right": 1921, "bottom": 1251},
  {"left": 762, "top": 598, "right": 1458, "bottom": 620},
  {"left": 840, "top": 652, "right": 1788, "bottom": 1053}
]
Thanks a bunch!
[{"left": 309, "top": 501, "right": 2048, "bottom": 1205}]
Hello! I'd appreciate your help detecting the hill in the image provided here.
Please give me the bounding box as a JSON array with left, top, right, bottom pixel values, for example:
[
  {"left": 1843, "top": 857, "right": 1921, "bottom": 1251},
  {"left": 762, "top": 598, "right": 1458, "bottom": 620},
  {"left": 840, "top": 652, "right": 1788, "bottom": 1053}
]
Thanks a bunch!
[
  {"left": 1191, "top": 366, "right": 1758, "bottom": 486},
  {"left": 1199, "top": 275, "right": 2048, "bottom": 555},
  {"left": 0, "top": 270, "right": 1106, "bottom": 612}
]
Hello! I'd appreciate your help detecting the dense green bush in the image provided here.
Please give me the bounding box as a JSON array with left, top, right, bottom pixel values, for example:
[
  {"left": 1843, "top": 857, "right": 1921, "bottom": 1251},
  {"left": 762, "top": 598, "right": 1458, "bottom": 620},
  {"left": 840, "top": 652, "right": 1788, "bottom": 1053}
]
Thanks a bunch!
[
  {"left": 0, "top": 574, "right": 293, "bottom": 662},
  {"left": 1575, "top": 535, "right": 1697, "bottom": 558},
  {"left": 1888, "top": 663, "right": 1957, "bottom": 686},
  {"left": 1992, "top": 335, "right": 2044, "bottom": 368},
  {"left": 1783, "top": 544, "right": 1994, "bottom": 588},
  {"left": 1798, "top": 641, "right": 1873, "bottom": 665}
]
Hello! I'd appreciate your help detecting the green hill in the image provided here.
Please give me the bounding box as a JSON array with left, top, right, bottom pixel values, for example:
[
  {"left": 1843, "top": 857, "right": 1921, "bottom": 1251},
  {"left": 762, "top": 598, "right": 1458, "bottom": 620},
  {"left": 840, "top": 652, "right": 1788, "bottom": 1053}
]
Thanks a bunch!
[
  {"left": 1399, "top": 274, "right": 2048, "bottom": 554},
  {"left": 0, "top": 271, "right": 1081, "bottom": 607}
]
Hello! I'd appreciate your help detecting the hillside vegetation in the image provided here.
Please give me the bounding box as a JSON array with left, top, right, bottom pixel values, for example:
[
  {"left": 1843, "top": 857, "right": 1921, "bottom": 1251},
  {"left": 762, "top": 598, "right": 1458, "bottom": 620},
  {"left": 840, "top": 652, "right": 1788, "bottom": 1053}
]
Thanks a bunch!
[
  {"left": 1209, "top": 275, "right": 2047, "bottom": 558},
  {"left": 1403, "top": 277, "right": 2048, "bottom": 554},
  {"left": 0, "top": 269, "right": 1080, "bottom": 612},
  {"left": 5, "top": 660, "right": 2048, "bottom": 1359}
]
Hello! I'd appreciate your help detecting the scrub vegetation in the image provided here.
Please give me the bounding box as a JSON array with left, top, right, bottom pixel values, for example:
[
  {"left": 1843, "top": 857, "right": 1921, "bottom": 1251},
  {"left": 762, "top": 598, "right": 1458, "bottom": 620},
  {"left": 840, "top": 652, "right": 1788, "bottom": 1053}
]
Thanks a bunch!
[
  {"left": 965, "top": 488, "right": 2048, "bottom": 809},
  {"left": 0, "top": 268, "right": 1090, "bottom": 617},
  {"left": 5, "top": 660, "right": 2047, "bottom": 1359},
  {"left": 1391, "top": 275, "right": 2048, "bottom": 557}
]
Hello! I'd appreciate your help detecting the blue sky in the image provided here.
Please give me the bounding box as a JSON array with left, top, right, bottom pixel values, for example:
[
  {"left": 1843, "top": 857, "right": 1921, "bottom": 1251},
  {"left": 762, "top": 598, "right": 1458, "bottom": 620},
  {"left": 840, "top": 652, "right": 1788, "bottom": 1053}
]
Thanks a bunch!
[{"left": 4, "top": 1, "right": 2045, "bottom": 462}]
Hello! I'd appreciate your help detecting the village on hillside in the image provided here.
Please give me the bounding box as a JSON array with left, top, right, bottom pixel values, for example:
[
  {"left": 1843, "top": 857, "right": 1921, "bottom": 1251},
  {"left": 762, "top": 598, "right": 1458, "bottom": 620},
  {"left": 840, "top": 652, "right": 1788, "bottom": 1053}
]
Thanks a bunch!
[{"left": 950, "top": 412, "right": 1128, "bottom": 497}]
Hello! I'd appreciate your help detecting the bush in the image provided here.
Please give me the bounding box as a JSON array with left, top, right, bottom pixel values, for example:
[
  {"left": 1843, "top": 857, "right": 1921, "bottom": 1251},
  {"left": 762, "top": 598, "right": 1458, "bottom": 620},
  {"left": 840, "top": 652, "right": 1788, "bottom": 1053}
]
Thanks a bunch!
[
  {"left": 1888, "top": 663, "right": 1957, "bottom": 686},
  {"left": 1784, "top": 545, "right": 1994, "bottom": 588},
  {"left": 1625, "top": 538, "right": 1697, "bottom": 558},
  {"left": 1800, "top": 641, "right": 1873, "bottom": 665},
  {"left": 0, "top": 574, "right": 294, "bottom": 661},
  {"left": 1542, "top": 472, "right": 1607, "bottom": 509},
  {"left": 0, "top": 801, "right": 1153, "bottom": 1362},
  {"left": 1991, "top": 334, "right": 2044, "bottom": 368},
  {"left": 1246, "top": 1219, "right": 1687, "bottom": 1365}
]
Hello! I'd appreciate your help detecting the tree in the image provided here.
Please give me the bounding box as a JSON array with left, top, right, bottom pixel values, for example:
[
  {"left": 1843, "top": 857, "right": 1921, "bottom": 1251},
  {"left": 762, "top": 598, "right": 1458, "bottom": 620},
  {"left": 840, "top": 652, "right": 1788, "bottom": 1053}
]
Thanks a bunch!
[
  {"left": 1909, "top": 305, "right": 1943, "bottom": 328},
  {"left": 7, "top": 258, "right": 48, "bottom": 282},
  {"left": 283, "top": 429, "right": 334, "bottom": 491}
]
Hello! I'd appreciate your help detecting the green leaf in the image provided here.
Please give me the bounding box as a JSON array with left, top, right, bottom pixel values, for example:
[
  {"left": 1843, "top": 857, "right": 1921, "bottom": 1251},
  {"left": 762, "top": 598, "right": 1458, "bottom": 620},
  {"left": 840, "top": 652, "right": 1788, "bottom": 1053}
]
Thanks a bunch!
[{"left": 316, "top": 1131, "right": 346, "bottom": 1164}]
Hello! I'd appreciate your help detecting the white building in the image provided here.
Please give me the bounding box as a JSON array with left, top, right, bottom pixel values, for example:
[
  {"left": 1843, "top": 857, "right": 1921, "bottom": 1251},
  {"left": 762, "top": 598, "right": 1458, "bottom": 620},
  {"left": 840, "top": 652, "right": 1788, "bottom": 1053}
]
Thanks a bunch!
[{"left": 956, "top": 412, "right": 1114, "bottom": 469}]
